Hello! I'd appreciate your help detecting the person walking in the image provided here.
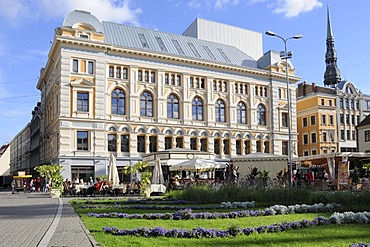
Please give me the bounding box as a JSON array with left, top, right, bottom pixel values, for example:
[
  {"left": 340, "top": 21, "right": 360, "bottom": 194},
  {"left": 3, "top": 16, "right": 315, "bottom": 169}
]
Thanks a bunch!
[{"left": 11, "top": 179, "right": 15, "bottom": 194}]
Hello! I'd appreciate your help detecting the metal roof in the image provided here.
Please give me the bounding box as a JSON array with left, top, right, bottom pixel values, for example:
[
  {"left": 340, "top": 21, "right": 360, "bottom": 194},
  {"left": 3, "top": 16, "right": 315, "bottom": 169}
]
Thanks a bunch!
[{"left": 102, "top": 21, "right": 257, "bottom": 69}]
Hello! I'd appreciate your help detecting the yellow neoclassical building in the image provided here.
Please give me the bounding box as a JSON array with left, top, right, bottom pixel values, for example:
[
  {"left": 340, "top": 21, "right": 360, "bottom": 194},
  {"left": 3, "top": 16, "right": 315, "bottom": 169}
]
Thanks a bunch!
[{"left": 10, "top": 10, "right": 301, "bottom": 181}]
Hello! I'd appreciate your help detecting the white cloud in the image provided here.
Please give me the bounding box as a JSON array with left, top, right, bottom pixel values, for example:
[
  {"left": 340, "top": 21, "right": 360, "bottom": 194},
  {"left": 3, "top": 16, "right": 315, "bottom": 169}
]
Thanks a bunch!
[
  {"left": 271, "top": 0, "right": 323, "bottom": 18},
  {"left": 215, "top": 0, "right": 239, "bottom": 10},
  {"left": 188, "top": 0, "right": 238, "bottom": 10},
  {"left": 0, "top": 0, "right": 24, "bottom": 20},
  {"left": 0, "top": 0, "right": 142, "bottom": 25}
]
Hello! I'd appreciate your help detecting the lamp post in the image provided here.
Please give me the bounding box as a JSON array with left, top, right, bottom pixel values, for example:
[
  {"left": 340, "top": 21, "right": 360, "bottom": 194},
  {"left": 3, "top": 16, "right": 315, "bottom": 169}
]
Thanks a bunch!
[{"left": 265, "top": 31, "right": 302, "bottom": 186}]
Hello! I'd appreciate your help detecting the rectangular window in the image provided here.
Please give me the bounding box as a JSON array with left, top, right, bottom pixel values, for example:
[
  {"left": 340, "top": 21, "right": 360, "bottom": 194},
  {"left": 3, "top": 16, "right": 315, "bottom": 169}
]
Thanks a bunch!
[
  {"left": 121, "top": 135, "right": 129, "bottom": 152},
  {"left": 138, "top": 33, "right": 149, "bottom": 48},
  {"left": 330, "top": 115, "right": 334, "bottom": 125},
  {"left": 116, "top": 67, "right": 121, "bottom": 79},
  {"left": 345, "top": 99, "right": 349, "bottom": 108},
  {"left": 278, "top": 89, "right": 282, "bottom": 98},
  {"left": 109, "top": 66, "right": 114, "bottom": 77},
  {"left": 223, "top": 139, "right": 230, "bottom": 155},
  {"left": 165, "top": 74, "right": 169, "bottom": 85},
  {"left": 236, "top": 140, "right": 242, "bottom": 155},
  {"left": 321, "top": 99, "right": 325, "bottom": 105},
  {"left": 282, "top": 113, "right": 288, "bottom": 127},
  {"left": 77, "top": 92, "right": 89, "bottom": 112},
  {"left": 244, "top": 140, "right": 251, "bottom": 154},
  {"left": 311, "top": 133, "right": 316, "bottom": 143},
  {"left": 155, "top": 36, "right": 168, "bottom": 52},
  {"left": 303, "top": 134, "right": 308, "bottom": 144},
  {"left": 352, "top": 115, "right": 355, "bottom": 125},
  {"left": 322, "top": 115, "right": 326, "bottom": 125},
  {"left": 165, "top": 136, "right": 172, "bottom": 150},
  {"left": 347, "top": 130, "right": 350, "bottom": 140},
  {"left": 203, "top": 45, "right": 216, "bottom": 60},
  {"left": 329, "top": 100, "right": 332, "bottom": 106},
  {"left": 108, "top": 134, "right": 117, "bottom": 152},
  {"left": 77, "top": 131, "right": 88, "bottom": 151},
  {"left": 138, "top": 70, "right": 142, "bottom": 81},
  {"left": 340, "top": 98, "right": 343, "bottom": 108},
  {"left": 310, "top": 115, "right": 316, "bottom": 125},
  {"left": 149, "top": 136, "right": 157, "bottom": 153},
  {"left": 122, "top": 68, "right": 128, "bottom": 79},
  {"left": 150, "top": 71, "right": 155, "bottom": 83},
  {"left": 340, "top": 114, "right": 344, "bottom": 124},
  {"left": 176, "top": 137, "right": 183, "bottom": 148},
  {"left": 170, "top": 74, "right": 175, "bottom": 85},
  {"left": 312, "top": 150, "right": 317, "bottom": 155},
  {"left": 365, "top": 130, "right": 370, "bottom": 142},
  {"left": 341, "top": 130, "right": 345, "bottom": 140},
  {"left": 190, "top": 137, "right": 197, "bottom": 150},
  {"left": 176, "top": 75, "right": 181, "bottom": 86},
  {"left": 188, "top": 43, "right": 201, "bottom": 57},
  {"left": 88, "top": 61, "right": 94, "bottom": 74},
  {"left": 217, "top": 48, "right": 231, "bottom": 63},
  {"left": 172, "top": 39, "right": 185, "bottom": 55},
  {"left": 346, "top": 114, "right": 350, "bottom": 124},
  {"left": 214, "top": 139, "right": 221, "bottom": 155},
  {"left": 264, "top": 141, "right": 269, "bottom": 153},
  {"left": 200, "top": 138, "right": 207, "bottom": 152},
  {"left": 73, "top": 59, "right": 79, "bottom": 73},
  {"left": 144, "top": 71, "right": 149, "bottom": 82},
  {"left": 256, "top": 140, "right": 262, "bottom": 152},
  {"left": 282, "top": 141, "right": 288, "bottom": 155},
  {"left": 352, "top": 130, "right": 356, "bottom": 141},
  {"left": 323, "top": 132, "right": 327, "bottom": 142},
  {"left": 137, "top": 135, "right": 145, "bottom": 153},
  {"left": 304, "top": 151, "right": 309, "bottom": 156},
  {"left": 303, "top": 117, "right": 308, "bottom": 127}
]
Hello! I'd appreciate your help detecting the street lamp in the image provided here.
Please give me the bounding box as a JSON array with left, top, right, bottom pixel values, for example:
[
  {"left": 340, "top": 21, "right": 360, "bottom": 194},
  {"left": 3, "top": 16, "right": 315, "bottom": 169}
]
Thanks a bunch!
[{"left": 265, "top": 30, "right": 302, "bottom": 186}]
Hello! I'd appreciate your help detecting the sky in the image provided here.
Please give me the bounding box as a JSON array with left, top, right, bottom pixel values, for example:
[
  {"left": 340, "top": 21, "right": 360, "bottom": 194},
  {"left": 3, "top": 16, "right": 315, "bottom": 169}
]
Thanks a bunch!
[{"left": 0, "top": 0, "right": 369, "bottom": 145}]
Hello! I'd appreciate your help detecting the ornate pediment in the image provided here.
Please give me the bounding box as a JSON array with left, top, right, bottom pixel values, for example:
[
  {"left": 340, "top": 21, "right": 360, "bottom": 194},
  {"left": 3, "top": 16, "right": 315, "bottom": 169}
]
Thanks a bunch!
[{"left": 70, "top": 78, "right": 94, "bottom": 88}]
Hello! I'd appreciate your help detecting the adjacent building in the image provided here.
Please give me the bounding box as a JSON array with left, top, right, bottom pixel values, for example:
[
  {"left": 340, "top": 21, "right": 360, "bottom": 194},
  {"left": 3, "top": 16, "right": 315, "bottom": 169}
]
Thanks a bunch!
[{"left": 295, "top": 6, "right": 370, "bottom": 169}]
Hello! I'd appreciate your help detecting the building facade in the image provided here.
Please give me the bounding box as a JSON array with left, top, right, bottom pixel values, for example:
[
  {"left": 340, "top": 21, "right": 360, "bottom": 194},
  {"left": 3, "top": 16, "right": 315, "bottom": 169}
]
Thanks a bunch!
[
  {"left": 296, "top": 82, "right": 337, "bottom": 157},
  {"left": 10, "top": 10, "right": 300, "bottom": 181}
]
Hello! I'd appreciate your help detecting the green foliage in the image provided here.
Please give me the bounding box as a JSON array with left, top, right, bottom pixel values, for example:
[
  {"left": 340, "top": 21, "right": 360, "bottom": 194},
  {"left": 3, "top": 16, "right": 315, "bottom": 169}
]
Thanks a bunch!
[
  {"left": 166, "top": 184, "right": 370, "bottom": 211},
  {"left": 122, "top": 161, "right": 152, "bottom": 195},
  {"left": 34, "top": 164, "right": 63, "bottom": 192}
]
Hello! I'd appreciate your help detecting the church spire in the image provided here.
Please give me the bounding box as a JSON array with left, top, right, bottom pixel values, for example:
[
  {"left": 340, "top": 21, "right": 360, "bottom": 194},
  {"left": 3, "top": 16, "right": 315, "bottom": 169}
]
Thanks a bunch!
[{"left": 324, "top": 4, "right": 341, "bottom": 87}]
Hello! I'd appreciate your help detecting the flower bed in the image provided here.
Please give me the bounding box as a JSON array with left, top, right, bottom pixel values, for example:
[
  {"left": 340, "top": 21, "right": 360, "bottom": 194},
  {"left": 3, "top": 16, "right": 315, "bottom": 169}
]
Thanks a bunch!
[
  {"left": 102, "top": 211, "right": 370, "bottom": 238},
  {"left": 87, "top": 203, "right": 340, "bottom": 220}
]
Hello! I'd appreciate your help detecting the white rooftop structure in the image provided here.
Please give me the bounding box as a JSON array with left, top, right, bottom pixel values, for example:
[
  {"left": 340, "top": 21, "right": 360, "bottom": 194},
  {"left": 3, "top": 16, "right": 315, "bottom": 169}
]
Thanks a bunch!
[{"left": 183, "top": 18, "right": 263, "bottom": 61}]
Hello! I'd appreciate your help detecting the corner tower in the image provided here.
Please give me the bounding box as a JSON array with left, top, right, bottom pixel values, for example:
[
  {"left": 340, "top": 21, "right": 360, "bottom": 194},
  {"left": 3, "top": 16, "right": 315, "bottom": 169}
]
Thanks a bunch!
[{"left": 324, "top": 5, "right": 341, "bottom": 87}]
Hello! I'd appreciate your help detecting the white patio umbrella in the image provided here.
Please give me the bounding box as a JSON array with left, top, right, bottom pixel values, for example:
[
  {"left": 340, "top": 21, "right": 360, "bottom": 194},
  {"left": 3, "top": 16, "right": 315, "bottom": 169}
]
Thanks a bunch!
[
  {"left": 108, "top": 153, "right": 120, "bottom": 186},
  {"left": 151, "top": 156, "right": 165, "bottom": 184},
  {"left": 169, "top": 158, "right": 226, "bottom": 172}
]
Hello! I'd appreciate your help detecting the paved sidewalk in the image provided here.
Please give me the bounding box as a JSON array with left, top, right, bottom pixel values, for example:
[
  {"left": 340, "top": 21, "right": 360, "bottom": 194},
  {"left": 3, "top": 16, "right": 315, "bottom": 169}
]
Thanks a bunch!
[{"left": 0, "top": 189, "right": 97, "bottom": 247}]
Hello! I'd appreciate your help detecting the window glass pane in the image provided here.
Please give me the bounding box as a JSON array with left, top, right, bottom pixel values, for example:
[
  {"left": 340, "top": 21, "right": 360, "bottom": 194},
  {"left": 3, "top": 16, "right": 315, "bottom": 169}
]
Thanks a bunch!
[{"left": 88, "top": 61, "right": 94, "bottom": 74}]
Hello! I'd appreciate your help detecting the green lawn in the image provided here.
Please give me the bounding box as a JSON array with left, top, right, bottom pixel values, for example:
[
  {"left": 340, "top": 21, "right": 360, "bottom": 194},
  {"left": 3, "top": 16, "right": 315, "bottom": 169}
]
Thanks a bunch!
[{"left": 72, "top": 198, "right": 370, "bottom": 247}]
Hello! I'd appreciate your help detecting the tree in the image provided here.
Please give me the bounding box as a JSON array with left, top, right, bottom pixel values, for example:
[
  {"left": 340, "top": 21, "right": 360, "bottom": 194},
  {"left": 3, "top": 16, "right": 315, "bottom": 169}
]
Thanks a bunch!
[
  {"left": 122, "top": 161, "right": 152, "bottom": 196},
  {"left": 34, "top": 164, "right": 63, "bottom": 193}
]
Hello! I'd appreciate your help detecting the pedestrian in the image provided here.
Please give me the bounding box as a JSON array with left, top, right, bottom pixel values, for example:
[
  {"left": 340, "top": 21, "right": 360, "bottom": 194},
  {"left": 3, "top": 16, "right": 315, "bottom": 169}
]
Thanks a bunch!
[{"left": 11, "top": 179, "right": 15, "bottom": 194}]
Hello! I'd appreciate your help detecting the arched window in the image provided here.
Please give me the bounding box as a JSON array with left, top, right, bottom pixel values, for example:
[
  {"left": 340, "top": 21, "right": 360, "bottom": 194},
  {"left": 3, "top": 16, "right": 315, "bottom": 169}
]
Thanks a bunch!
[
  {"left": 140, "top": 91, "right": 153, "bottom": 117},
  {"left": 111, "top": 88, "right": 125, "bottom": 115},
  {"left": 167, "top": 94, "right": 179, "bottom": 119},
  {"left": 257, "top": 104, "right": 266, "bottom": 125},
  {"left": 215, "top": 99, "right": 225, "bottom": 122},
  {"left": 237, "top": 102, "right": 247, "bottom": 124},
  {"left": 192, "top": 97, "right": 203, "bottom": 121}
]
